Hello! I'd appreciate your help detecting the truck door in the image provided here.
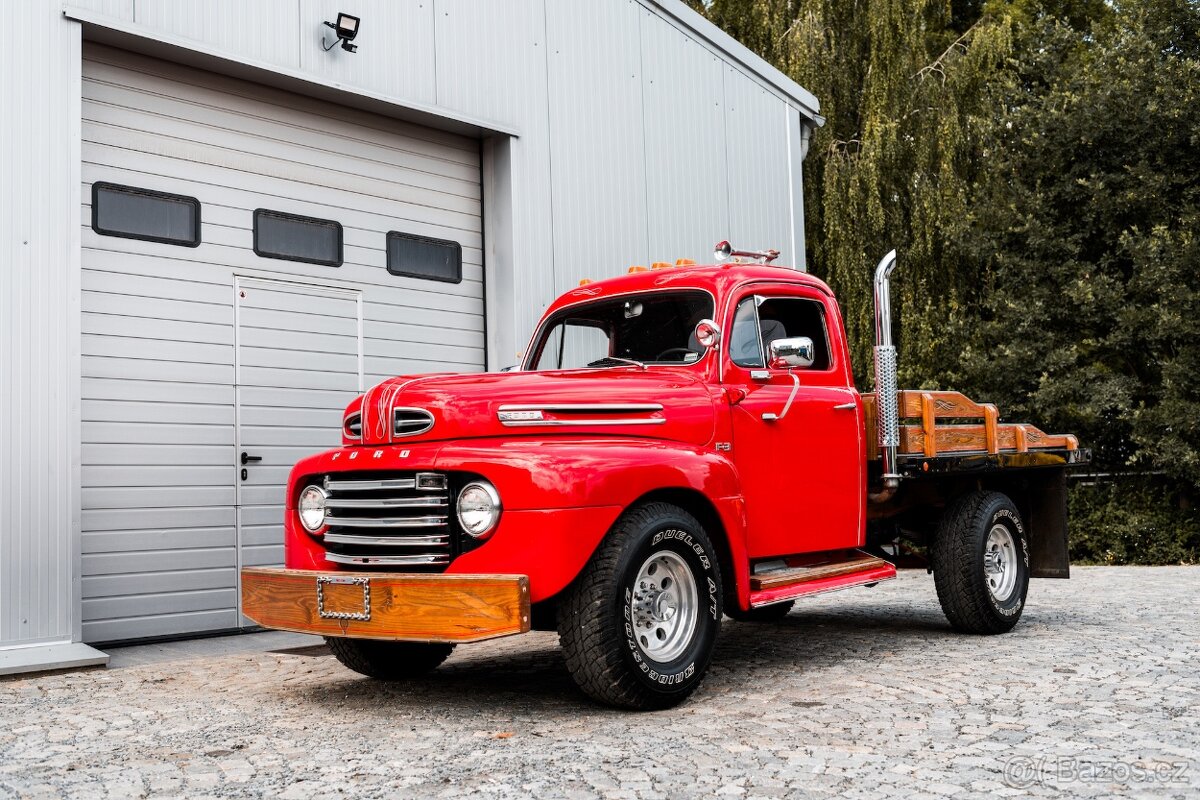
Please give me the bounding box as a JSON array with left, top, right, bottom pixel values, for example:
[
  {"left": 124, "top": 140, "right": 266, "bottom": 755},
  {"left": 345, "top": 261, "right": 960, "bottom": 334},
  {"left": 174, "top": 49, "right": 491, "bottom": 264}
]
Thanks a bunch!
[{"left": 724, "top": 288, "right": 865, "bottom": 558}]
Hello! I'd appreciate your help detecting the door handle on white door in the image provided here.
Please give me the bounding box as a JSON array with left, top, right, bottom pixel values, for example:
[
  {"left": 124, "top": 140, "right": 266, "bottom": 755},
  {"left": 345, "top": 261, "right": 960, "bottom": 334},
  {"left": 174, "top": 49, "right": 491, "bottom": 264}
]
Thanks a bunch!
[{"left": 833, "top": 402, "right": 856, "bottom": 410}]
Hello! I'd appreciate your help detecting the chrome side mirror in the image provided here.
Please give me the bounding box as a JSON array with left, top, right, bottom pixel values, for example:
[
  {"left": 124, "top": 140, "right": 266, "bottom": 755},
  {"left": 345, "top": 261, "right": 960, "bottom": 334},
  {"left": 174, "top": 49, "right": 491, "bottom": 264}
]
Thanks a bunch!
[
  {"left": 694, "top": 319, "right": 721, "bottom": 350},
  {"left": 768, "top": 337, "right": 814, "bottom": 369}
]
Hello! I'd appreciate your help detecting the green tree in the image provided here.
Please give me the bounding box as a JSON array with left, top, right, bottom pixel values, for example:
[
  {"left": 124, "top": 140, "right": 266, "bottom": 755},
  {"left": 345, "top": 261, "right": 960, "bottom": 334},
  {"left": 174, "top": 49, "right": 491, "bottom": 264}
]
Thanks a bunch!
[{"left": 955, "top": 0, "right": 1200, "bottom": 560}]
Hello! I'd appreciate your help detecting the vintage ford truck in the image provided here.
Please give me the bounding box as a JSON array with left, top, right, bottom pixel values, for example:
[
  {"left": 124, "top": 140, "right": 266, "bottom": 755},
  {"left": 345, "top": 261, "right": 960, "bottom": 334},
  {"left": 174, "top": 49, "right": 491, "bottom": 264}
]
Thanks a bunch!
[{"left": 242, "top": 246, "right": 1088, "bottom": 709}]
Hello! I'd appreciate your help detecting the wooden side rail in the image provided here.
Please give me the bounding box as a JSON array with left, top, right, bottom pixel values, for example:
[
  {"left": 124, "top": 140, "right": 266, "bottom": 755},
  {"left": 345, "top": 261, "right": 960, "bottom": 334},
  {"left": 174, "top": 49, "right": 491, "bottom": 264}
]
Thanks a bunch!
[{"left": 861, "top": 390, "right": 1078, "bottom": 459}]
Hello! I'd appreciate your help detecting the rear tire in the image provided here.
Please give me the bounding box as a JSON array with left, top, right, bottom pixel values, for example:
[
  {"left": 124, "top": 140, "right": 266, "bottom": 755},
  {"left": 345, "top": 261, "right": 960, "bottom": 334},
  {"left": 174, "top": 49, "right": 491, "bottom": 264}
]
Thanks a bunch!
[
  {"left": 325, "top": 637, "right": 454, "bottom": 680},
  {"left": 932, "top": 490, "right": 1030, "bottom": 634},
  {"left": 726, "top": 600, "right": 794, "bottom": 622},
  {"left": 558, "top": 502, "right": 723, "bottom": 710}
]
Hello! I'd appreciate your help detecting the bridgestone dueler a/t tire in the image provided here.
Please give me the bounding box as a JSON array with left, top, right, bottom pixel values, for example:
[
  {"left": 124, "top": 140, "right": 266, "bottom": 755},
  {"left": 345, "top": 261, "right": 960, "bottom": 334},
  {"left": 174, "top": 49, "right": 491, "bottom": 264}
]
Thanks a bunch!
[
  {"left": 325, "top": 637, "right": 454, "bottom": 680},
  {"left": 932, "top": 490, "right": 1030, "bottom": 635},
  {"left": 557, "top": 502, "right": 723, "bottom": 710}
]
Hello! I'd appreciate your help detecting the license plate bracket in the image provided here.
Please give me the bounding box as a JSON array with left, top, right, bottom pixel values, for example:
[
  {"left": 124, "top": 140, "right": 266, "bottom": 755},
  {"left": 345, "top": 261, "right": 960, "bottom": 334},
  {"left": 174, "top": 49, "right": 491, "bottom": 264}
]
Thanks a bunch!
[{"left": 316, "top": 575, "right": 371, "bottom": 621}]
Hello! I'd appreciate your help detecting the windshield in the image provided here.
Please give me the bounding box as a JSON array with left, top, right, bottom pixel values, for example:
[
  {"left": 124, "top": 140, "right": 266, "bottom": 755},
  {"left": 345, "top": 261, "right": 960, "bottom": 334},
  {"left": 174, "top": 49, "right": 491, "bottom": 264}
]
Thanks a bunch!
[{"left": 529, "top": 291, "right": 714, "bottom": 370}]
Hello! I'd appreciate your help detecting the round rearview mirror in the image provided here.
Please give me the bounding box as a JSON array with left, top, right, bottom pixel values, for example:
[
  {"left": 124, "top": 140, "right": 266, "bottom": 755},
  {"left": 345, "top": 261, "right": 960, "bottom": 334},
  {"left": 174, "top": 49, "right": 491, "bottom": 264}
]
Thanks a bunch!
[
  {"left": 714, "top": 240, "right": 733, "bottom": 261},
  {"left": 695, "top": 319, "right": 721, "bottom": 349}
]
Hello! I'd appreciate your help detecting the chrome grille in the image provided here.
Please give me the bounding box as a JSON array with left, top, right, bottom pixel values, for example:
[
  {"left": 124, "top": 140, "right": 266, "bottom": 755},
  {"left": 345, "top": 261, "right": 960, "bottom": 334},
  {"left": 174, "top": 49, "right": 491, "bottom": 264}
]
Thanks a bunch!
[
  {"left": 394, "top": 407, "right": 434, "bottom": 437},
  {"left": 321, "top": 472, "right": 451, "bottom": 568}
]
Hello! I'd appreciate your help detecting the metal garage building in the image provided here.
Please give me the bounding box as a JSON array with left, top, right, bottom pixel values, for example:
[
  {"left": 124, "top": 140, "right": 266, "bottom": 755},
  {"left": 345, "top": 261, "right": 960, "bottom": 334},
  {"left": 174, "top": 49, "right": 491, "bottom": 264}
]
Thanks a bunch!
[{"left": 1, "top": 0, "right": 821, "bottom": 673}]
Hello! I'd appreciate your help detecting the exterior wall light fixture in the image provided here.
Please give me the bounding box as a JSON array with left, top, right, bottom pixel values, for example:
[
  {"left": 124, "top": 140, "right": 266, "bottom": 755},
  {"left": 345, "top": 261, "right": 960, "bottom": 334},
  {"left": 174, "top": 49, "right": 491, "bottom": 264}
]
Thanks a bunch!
[{"left": 323, "top": 13, "right": 361, "bottom": 53}]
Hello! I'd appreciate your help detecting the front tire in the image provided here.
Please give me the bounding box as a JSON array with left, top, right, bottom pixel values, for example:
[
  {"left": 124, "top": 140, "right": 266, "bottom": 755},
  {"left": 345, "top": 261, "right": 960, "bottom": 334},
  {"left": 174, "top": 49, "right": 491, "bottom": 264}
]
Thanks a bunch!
[
  {"left": 325, "top": 637, "right": 454, "bottom": 680},
  {"left": 932, "top": 490, "right": 1030, "bottom": 634},
  {"left": 558, "top": 502, "right": 723, "bottom": 710}
]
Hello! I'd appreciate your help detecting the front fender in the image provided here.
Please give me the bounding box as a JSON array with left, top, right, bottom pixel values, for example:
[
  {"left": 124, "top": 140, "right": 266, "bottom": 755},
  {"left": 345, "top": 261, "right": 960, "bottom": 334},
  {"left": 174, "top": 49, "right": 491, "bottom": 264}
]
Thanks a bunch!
[{"left": 436, "top": 438, "right": 749, "bottom": 604}]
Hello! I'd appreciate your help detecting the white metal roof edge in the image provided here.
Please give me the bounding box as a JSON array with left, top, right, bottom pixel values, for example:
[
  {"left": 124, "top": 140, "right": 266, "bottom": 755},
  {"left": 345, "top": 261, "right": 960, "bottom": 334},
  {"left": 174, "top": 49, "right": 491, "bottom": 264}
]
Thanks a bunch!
[
  {"left": 61, "top": 6, "right": 522, "bottom": 140},
  {"left": 644, "top": 0, "right": 823, "bottom": 123}
]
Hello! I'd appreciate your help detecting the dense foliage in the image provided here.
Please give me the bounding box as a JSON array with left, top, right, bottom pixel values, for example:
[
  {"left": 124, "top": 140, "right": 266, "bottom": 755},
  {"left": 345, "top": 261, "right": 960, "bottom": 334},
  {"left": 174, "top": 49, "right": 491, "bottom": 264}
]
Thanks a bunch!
[{"left": 692, "top": 0, "right": 1200, "bottom": 562}]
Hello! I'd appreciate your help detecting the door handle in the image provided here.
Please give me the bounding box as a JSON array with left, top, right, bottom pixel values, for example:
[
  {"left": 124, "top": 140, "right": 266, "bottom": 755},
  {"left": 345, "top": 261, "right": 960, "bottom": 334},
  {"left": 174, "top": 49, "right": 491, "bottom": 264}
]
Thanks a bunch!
[
  {"left": 240, "top": 452, "right": 263, "bottom": 465},
  {"left": 833, "top": 402, "right": 856, "bottom": 410}
]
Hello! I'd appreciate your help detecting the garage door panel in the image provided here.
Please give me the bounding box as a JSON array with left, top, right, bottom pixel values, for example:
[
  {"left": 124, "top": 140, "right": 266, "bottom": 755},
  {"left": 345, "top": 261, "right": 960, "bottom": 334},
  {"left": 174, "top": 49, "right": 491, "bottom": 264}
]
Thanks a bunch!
[
  {"left": 84, "top": 443, "right": 234, "bottom": 468},
  {"left": 84, "top": 291, "right": 233, "bottom": 326},
  {"left": 83, "top": 527, "right": 237, "bottom": 555},
  {"left": 84, "top": 421, "right": 234, "bottom": 446},
  {"left": 84, "top": 547, "right": 236, "bottom": 576},
  {"left": 83, "top": 465, "right": 233, "bottom": 489},
  {"left": 82, "top": 261, "right": 233, "bottom": 303},
  {"left": 236, "top": 466, "right": 294, "bottom": 487},
  {"left": 241, "top": 544, "right": 283, "bottom": 568},
  {"left": 84, "top": 588, "right": 238, "bottom": 624},
  {"left": 83, "top": 96, "right": 484, "bottom": 197},
  {"left": 84, "top": 486, "right": 236, "bottom": 511},
  {"left": 237, "top": 385, "right": 352, "bottom": 411},
  {"left": 84, "top": 400, "right": 234, "bottom": 427},
  {"left": 84, "top": 610, "right": 239, "bottom": 645},
  {"left": 238, "top": 426, "right": 340, "bottom": 449},
  {"left": 84, "top": 53, "right": 481, "bottom": 167},
  {"left": 81, "top": 46, "right": 483, "bottom": 643},
  {"left": 84, "top": 506, "right": 236, "bottom": 533},
  {"left": 239, "top": 308, "right": 361, "bottom": 338},
  {"left": 84, "top": 312, "right": 232, "bottom": 347},
  {"left": 240, "top": 346, "right": 359, "bottom": 374},
  {"left": 365, "top": 319, "right": 484, "bottom": 347},
  {"left": 238, "top": 366, "right": 360, "bottom": 392},
  {"left": 84, "top": 567, "right": 237, "bottom": 599}
]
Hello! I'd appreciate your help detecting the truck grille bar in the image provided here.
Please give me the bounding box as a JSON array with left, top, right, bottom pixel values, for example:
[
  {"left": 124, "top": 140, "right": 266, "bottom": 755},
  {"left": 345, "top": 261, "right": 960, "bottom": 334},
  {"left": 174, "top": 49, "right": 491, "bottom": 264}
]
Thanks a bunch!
[{"left": 320, "top": 472, "right": 453, "bottom": 569}]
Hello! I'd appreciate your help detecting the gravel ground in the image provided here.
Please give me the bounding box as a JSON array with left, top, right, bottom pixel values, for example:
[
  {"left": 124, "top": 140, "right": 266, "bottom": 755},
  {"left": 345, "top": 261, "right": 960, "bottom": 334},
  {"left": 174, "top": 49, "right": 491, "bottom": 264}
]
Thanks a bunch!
[{"left": 1, "top": 566, "right": 1197, "bottom": 799}]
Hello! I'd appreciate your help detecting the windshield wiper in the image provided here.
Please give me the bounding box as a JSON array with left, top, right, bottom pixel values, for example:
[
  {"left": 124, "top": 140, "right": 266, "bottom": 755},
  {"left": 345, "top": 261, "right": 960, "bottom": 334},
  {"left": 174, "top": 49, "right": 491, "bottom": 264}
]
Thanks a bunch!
[{"left": 586, "top": 356, "right": 647, "bottom": 370}]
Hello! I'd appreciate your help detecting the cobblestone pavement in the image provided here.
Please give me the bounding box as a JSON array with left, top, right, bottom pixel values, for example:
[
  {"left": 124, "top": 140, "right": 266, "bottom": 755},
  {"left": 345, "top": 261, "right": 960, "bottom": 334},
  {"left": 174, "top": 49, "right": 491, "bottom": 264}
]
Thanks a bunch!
[{"left": 2, "top": 567, "right": 1197, "bottom": 799}]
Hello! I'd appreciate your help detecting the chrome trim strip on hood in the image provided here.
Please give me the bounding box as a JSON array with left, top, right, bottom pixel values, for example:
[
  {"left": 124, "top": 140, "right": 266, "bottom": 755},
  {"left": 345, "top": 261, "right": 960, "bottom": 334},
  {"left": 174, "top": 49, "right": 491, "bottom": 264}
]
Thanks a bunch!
[{"left": 497, "top": 402, "right": 666, "bottom": 427}]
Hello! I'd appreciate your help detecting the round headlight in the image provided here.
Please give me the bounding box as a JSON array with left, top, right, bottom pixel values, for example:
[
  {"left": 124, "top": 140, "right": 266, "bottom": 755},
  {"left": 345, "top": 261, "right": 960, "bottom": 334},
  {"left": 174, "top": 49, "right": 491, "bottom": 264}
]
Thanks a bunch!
[
  {"left": 457, "top": 481, "right": 501, "bottom": 539},
  {"left": 298, "top": 484, "right": 328, "bottom": 533}
]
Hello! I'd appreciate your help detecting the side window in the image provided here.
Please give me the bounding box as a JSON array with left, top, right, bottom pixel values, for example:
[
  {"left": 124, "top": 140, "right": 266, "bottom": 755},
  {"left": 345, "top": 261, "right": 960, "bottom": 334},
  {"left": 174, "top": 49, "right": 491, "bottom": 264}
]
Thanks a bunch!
[
  {"left": 92, "top": 183, "right": 200, "bottom": 247},
  {"left": 730, "top": 297, "right": 765, "bottom": 368},
  {"left": 253, "top": 209, "right": 342, "bottom": 267},
  {"left": 534, "top": 322, "right": 611, "bottom": 370},
  {"left": 387, "top": 232, "right": 462, "bottom": 283},
  {"left": 757, "top": 297, "right": 832, "bottom": 370}
]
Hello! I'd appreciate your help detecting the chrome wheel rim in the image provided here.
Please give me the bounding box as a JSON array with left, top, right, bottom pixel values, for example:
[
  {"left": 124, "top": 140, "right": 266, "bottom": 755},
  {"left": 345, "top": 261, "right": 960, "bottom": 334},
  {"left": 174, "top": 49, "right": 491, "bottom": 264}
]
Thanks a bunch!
[
  {"left": 630, "top": 550, "right": 699, "bottom": 663},
  {"left": 983, "top": 524, "right": 1018, "bottom": 602}
]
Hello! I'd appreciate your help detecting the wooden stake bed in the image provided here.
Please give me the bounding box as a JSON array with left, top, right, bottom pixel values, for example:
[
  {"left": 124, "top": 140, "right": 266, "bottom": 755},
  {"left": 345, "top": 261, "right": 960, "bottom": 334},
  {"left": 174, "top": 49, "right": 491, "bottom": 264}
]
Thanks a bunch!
[
  {"left": 241, "top": 567, "right": 531, "bottom": 644},
  {"left": 862, "top": 390, "right": 1079, "bottom": 462}
]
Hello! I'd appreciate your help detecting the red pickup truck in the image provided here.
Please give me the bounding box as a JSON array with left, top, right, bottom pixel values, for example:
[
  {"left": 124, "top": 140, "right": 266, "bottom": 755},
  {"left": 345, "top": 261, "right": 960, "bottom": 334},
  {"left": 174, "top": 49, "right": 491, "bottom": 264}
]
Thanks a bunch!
[{"left": 242, "top": 247, "right": 1087, "bottom": 710}]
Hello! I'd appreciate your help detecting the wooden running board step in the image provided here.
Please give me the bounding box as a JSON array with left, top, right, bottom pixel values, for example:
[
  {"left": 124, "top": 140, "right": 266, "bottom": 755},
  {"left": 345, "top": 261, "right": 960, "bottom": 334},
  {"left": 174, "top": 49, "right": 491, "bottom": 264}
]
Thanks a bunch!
[{"left": 748, "top": 552, "right": 897, "bottom": 607}]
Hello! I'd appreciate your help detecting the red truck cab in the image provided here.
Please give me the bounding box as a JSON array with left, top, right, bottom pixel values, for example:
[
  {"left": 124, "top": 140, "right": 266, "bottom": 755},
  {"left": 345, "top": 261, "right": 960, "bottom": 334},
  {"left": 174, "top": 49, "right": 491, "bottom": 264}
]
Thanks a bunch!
[{"left": 243, "top": 251, "right": 1086, "bottom": 709}]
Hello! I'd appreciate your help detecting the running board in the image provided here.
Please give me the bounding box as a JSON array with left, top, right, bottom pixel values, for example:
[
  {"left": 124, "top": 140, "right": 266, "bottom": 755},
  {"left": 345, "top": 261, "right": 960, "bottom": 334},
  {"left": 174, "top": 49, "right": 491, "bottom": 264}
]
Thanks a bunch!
[{"left": 749, "top": 552, "right": 896, "bottom": 607}]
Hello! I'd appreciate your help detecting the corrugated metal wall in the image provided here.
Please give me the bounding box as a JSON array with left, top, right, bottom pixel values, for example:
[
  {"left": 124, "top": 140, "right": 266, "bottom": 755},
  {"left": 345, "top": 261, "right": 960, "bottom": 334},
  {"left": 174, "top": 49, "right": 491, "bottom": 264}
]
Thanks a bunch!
[{"left": 1, "top": 7, "right": 82, "bottom": 649}]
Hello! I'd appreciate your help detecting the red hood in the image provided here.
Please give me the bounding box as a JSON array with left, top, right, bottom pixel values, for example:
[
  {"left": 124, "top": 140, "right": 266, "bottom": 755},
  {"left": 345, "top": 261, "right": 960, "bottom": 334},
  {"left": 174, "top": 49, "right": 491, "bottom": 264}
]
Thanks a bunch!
[{"left": 346, "top": 368, "right": 718, "bottom": 447}]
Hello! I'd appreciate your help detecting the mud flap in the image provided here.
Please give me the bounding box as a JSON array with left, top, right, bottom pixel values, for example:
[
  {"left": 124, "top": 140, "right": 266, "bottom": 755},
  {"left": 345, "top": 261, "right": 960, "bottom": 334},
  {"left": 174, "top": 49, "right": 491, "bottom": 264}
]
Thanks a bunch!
[{"left": 1027, "top": 469, "right": 1070, "bottom": 578}]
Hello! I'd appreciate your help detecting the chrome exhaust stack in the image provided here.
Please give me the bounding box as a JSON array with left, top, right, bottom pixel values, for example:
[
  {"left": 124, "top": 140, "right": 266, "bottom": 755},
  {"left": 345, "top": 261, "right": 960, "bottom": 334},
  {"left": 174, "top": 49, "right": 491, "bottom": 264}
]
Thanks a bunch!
[{"left": 871, "top": 250, "right": 901, "bottom": 501}]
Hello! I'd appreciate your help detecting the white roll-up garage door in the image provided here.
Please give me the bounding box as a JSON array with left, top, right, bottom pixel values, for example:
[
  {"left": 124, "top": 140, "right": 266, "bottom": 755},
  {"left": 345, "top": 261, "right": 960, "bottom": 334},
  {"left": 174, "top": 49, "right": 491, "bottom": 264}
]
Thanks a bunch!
[{"left": 80, "top": 44, "right": 485, "bottom": 643}]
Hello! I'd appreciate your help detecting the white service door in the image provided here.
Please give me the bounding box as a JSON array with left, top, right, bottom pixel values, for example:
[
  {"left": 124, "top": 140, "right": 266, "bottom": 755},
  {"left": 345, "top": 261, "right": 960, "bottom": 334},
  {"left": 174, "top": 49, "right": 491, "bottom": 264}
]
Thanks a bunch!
[{"left": 235, "top": 279, "right": 362, "bottom": 591}]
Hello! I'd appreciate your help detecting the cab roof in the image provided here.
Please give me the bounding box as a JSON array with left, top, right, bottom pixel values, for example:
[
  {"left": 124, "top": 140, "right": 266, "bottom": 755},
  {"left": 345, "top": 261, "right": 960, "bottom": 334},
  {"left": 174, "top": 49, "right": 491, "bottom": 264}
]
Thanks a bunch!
[{"left": 543, "top": 262, "right": 835, "bottom": 319}]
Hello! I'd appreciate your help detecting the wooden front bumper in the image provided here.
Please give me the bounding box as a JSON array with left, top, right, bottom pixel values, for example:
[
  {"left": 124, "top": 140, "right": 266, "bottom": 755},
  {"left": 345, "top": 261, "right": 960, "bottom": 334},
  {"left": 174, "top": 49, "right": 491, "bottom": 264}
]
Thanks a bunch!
[{"left": 241, "top": 567, "right": 531, "bottom": 643}]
